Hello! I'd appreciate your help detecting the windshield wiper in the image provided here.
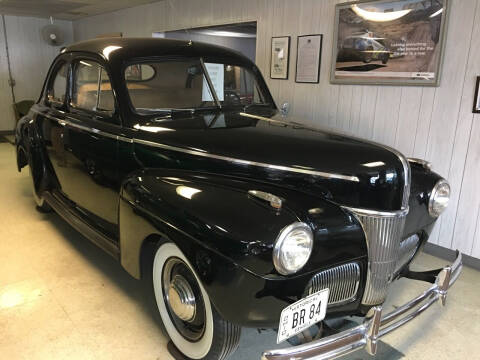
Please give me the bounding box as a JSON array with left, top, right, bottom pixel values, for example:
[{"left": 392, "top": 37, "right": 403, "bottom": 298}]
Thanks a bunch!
[{"left": 139, "top": 108, "right": 197, "bottom": 114}]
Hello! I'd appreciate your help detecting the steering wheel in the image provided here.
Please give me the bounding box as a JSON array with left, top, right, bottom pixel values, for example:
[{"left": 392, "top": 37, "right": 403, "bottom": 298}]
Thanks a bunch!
[{"left": 224, "top": 90, "right": 242, "bottom": 105}]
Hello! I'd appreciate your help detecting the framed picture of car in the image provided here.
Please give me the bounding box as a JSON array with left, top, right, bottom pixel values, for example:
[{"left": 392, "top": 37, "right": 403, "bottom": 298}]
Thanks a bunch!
[
  {"left": 270, "top": 36, "right": 290, "bottom": 79},
  {"left": 330, "top": 0, "right": 449, "bottom": 86}
]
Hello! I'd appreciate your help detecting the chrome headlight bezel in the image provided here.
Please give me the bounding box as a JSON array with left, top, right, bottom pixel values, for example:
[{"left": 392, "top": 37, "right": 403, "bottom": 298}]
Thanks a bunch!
[
  {"left": 273, "top": 222, "right": 313, "bottom": 275},
  {"left": 428, "top": 179, "right": 450, "bottom": 218}
]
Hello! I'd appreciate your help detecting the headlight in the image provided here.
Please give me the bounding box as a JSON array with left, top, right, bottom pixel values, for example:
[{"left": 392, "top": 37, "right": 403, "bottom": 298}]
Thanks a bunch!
[
  {"left": 429, "top": 179, "right": 450, "bottom": 217},
  {"left": 273, "top": 222, "right": 313, "bottom": 275}
]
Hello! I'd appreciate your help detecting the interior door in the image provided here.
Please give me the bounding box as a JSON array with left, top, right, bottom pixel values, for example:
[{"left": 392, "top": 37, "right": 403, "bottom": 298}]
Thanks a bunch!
[{"left": 57, "top": 58, "right": 120, "bottom": 234}]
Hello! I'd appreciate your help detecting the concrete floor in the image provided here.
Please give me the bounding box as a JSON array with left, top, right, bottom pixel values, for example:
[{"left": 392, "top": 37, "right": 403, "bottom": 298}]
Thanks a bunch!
[{"left": 0, "top": 141, "right": 478, "bottom": 360}]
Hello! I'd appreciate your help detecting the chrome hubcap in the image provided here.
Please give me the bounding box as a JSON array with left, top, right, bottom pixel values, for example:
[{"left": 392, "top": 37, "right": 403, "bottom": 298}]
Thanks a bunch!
[
  {"left": 167, "top": 274, "right": 196, "bottom": 322},
  {"left": 162, "top": 257, "right": 206, "bottom": 341}
]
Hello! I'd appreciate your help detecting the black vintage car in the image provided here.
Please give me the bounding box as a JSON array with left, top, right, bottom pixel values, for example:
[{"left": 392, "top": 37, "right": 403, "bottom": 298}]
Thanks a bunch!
[
  {"left": 337, "top": 34, "right": 391, "bottom": 64},
  {"left": 16, "top": 38, "right": 461, "bottom": 360}
]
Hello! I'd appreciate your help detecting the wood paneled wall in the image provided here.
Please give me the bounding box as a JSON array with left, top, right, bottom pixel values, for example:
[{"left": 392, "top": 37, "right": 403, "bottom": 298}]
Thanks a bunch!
[
  {"left": 72, "top": 0, "right": 480, "bottom": 259},
  {"left": 0, "top": 16, "right": 73, "bottom": 131}
]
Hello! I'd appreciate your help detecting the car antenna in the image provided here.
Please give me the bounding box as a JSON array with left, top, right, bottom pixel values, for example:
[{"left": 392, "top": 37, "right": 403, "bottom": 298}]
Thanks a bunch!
[{"left": 166, "top": 0, "right": 193, "bottom": 44}]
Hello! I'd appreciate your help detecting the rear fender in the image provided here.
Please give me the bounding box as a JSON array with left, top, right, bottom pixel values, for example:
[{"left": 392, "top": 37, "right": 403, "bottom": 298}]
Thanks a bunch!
[{"left": 19, "top": 114, "right": 59, "bottom": 193}]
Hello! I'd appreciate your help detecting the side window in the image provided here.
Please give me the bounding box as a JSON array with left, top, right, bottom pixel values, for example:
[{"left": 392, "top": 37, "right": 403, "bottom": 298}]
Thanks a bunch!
[
  {"left": 48, "top": 62, "right": 68, "bottom": 105},
  {"left": 71, "top": 60, "right": 115, "bottom": 114}
]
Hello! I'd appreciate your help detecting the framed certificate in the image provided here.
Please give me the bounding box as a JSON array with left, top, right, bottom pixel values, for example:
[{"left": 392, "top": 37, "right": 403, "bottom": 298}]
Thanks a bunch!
[
  {"left": 295, "top": 34, "right": 323, "bottom": 83},
  {"left": 270, "top": 36, "right": 290, "bottom": 80}
]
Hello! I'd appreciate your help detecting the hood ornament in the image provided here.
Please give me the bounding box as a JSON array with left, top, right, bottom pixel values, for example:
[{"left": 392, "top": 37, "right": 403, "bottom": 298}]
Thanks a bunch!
[{"left": 280, "top": 102, "right": 290, "bottom": 117}]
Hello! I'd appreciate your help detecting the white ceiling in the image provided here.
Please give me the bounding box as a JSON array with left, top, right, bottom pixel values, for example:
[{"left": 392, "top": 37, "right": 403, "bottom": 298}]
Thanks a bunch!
[{"left": 0, "top": 0, "right": 161, "bottom": 21}]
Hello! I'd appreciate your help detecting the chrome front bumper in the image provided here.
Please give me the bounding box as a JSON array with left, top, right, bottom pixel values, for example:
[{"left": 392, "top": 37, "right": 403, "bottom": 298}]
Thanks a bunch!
[{"left": 262, "top": 251, "right": 463, "bottom": 360}]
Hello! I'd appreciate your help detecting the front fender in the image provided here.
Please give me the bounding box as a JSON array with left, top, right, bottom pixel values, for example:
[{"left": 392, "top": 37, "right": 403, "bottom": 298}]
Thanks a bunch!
[
  {"left": 119, "top": 169, "right": 367, "bottom": 278},
  {"left": 119, "top": 169, "right": 368, "bottom": 327}
]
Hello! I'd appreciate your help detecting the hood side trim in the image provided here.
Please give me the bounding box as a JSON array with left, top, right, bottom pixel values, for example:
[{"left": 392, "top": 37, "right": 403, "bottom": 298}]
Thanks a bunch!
[
  {"left": 133, "top": 138, "right": 360, "bottom": 182},
  {"left": 240, "top": 112, "right": 411, "bottom": 210}
]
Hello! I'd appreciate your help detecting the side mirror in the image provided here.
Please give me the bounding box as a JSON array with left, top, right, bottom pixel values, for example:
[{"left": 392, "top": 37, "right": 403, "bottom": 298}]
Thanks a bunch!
[{"left": 280, "top": 102, "right": 290, "bottom": 117}]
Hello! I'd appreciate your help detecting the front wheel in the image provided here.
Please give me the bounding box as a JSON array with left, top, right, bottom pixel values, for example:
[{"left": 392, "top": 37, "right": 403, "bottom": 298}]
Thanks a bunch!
[{"left": 153, "top": 242, "right": 241, "bottom": 360}]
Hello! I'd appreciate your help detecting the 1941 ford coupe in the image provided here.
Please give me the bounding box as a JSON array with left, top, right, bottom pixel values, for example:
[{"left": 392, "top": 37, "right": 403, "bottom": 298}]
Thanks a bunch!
[{"left": 16, "top": 38, "right": 462, "bottom": 360}]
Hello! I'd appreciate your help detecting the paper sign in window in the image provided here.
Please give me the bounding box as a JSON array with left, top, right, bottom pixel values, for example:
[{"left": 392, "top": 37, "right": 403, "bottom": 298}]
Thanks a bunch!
[{"left": 202, "top": 63, "right": 224, "bottom": 102}]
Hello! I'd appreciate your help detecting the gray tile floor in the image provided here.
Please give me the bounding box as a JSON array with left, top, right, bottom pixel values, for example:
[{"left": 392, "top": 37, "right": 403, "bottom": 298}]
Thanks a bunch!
[{"left": 0, "top": 142, "right": 478, "bottom": 360}]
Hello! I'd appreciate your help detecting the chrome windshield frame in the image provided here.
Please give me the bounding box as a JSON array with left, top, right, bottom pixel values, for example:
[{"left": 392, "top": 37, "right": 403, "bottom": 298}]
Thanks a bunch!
[{"left": 199, "top": 57, "right": 222, "bottom": 109}]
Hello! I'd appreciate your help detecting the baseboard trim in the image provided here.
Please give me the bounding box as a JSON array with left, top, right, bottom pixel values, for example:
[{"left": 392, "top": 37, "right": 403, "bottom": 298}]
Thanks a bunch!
[
  {"left": 424, "top": 242, "right": 480, "bottom": 270},
  {"left": 0, "top": 130, "right": 14, "bottom": 135}
]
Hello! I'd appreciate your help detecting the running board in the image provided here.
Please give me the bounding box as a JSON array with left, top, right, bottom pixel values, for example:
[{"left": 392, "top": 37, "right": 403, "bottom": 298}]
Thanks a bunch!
[{"left": 43, "top": 191, "right": 120, "bottom": 260}]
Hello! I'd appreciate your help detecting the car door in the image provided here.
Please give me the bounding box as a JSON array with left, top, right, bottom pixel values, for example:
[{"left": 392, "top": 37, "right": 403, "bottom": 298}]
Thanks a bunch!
[
  {"left": 56, "top": 57, "right": 120, "bottom": 236},
  {"left": 35, "top": 56, "right": 70, "bottom": 192}
]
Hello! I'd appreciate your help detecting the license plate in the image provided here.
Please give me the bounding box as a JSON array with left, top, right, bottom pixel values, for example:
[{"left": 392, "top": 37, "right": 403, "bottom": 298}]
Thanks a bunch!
[{"left": 277, "top": 289, "right": 329, "bottom": 344}]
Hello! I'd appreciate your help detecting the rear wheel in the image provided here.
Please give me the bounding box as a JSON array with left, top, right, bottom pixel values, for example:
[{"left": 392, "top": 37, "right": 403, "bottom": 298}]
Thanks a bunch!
[
  {"left": 362, "top": 47, "right": 374, "bottom": 63},
  {"left": 152, "top": 242, "right": 240, "bottom": 360}
]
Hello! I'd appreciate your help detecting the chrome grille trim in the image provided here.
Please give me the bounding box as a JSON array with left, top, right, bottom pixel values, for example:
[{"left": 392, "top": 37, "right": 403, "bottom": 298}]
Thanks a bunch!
[
  {"left": 395, "top": 234, "right": 421, "bottom": 274},
  {"left": 304, "top": 262, "right": 360, "bottom": 306},
  {"left": 345, "top": 207, "right": 408, "bottom": 306},
  {"left": 386, "top": 147, "right": 411, "bottom": 210}
]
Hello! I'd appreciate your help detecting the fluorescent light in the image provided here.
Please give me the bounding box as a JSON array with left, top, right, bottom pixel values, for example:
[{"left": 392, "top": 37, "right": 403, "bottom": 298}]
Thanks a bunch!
[
  {"left": 197, "top": 30, "right": 256, "bottom": 38},
  {"left": 351, "top": 4, "right": 412, "bottom": 22},
  {"left": 363, "top": 161, "right": 386, "bottom": 168},
  {"left": 102, "top": 45, "right": 122, "bottom": 59},
  {"left": 430, "top": 8, "right": 443, "bottom": 18},
  {"left": 176, "top": 185, "right": 202, "bottom": 199}
]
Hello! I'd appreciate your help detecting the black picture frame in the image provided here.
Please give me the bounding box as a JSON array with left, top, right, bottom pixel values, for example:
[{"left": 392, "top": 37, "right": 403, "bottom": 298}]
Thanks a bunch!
[
  {"left": 270, "top": 36, "right": 291, "bottom": 80},
  {"left": 295, "top": 34, "right": 323, "bottom": 83},
  {"left": 473, "top": 77, "right": 480, "bottom": 113}
]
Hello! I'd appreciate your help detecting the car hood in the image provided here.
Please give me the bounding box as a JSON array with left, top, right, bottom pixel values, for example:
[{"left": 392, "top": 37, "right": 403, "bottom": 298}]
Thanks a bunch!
[{"left": 132, "top": 110, "right": 409, "bottom": 211}]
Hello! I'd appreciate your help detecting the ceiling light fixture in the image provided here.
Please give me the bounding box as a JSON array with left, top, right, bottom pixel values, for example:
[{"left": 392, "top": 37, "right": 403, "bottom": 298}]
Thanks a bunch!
[
  {"left": 196, "top": 30, "right": 256, "bottom": 38},
  {"left": 351, "top": 4, "right": 412, "bottom": 22}
]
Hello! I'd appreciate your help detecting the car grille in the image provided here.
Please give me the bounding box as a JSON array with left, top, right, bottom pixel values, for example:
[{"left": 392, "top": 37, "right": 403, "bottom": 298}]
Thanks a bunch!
[
  {"left": 304, "top": 262, "right": 360, "bottom": 306},
  {"left": 347, "top": 208, "right": 408, "bottom": 305}
]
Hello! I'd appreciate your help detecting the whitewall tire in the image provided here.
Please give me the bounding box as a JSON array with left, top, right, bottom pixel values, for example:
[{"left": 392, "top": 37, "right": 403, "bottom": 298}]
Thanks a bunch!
[{"left": 152, "top": 242, "right": 240, "bottom": 360}]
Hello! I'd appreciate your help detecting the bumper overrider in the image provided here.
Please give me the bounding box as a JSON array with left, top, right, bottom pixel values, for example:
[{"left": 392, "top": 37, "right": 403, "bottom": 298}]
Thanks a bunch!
[{"left": 262, "top": 251, "right": 463, "bottom": 360}]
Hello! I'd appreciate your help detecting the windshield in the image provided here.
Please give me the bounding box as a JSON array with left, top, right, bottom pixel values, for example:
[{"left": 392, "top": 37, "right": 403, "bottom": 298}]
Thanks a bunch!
[{"left": 124, "top": 59, "right": 270, "bottom": 115}]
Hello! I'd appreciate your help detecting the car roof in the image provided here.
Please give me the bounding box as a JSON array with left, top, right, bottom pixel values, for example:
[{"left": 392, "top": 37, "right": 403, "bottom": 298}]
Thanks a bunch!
[{"left": 63, "top": 37, "right": 254, "bottom": 67}]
